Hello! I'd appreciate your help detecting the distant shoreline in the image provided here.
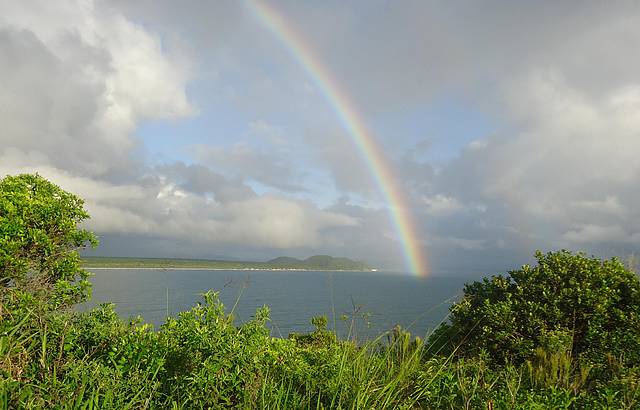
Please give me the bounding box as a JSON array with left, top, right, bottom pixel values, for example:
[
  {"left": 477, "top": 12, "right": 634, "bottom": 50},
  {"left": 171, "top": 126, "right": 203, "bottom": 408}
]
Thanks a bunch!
[
  {"left": 84, "top": 266, "right": 375, "bottom": 272},
  {"left": 81, "top": 255, "right": 374, "bottom": 272}
]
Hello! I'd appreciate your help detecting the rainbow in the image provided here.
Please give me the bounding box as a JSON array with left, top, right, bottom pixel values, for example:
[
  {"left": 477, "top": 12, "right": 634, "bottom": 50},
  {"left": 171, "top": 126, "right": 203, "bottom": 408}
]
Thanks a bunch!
[{"left": 247, "top": 1, "right": 428, "bottom": 277}]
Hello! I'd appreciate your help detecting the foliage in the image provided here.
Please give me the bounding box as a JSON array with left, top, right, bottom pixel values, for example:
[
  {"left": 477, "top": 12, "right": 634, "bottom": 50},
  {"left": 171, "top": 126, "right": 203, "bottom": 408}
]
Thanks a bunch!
[
  {"left": 0, "top": 174, "right": 97, "bottom": 308},
  {"left": 2, "top": 175, "right": 640, "bottom": 408},
  {"left": 428, "top": 250, "right": 640, "bottom": 370},
  {"left": 158, "top": 291, "right": 271, "bottom": 407},
  {"left": 288, "top": 315, "right": 337, "bottom": 347},
  {"left": 3, "top": 290, "right": 640, "bottom": 409}
]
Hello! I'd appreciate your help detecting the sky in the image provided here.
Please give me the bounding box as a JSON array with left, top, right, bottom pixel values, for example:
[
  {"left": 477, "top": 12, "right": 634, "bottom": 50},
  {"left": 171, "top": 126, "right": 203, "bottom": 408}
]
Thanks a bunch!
[{"left": 1, "top": 0, "right": 640, "bottom": 274}]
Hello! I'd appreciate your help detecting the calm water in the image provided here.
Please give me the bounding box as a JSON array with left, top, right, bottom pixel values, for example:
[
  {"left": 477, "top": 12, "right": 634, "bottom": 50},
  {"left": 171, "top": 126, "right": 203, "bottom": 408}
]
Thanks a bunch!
[{"left": 80, "top": 269, "right": 473, "bottom": 340}]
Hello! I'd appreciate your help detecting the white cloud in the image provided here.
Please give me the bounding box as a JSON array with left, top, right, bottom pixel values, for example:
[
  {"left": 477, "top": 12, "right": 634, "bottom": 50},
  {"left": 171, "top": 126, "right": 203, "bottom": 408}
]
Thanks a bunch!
[
  {"left": 0, "top": 158, "right": 357, "bottom": 249},
  {"left": 0, "top": 0, "right": 192, "bottom": 177},
  {"left": 562, "top": 225, "right": 633, "bottom": 244},
  {"left": 435, "top": 71, "right": 640, "bottom": 253},
  {"left": 247, "top": 119, "right": 286, "bottom": 145},
  {"left": 573, "top": 196, "right": 626, "bottom": 217},
  {"left": 3, "top": 0, "right": 640, "bottom": 269},
  {"left": 0, "top": 1, "right": 360, "bottom": 256},
  {"left": 192, "top": 142, "right": 306, "bottom": 192},
  {"left": 422, "top": 194, "right": 462, "bottom": 216},
  {"left": 446, "top": 237, "right": 486, "bottom": 251}
]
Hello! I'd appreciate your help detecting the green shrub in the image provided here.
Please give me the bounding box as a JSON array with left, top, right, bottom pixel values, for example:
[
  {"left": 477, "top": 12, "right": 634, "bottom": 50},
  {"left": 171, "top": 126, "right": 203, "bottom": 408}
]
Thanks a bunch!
[
  {"left": 428, "top": 250, "right": 640, "bottom": 368},
  {"left": 158, "top": 291, "right": 271, "bottom": 408},
  {"left": 3, "top": 174, "right": 640, "bottom": 408},
  {"left": 0, "top": 173, "right": 98, "bottom": 308}
]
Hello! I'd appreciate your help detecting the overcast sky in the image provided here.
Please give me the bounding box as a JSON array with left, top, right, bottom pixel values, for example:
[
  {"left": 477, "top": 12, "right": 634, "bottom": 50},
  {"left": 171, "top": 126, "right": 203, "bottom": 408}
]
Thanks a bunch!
[{"left": 1, "top": 1, "right": 639, "bottom": 274}]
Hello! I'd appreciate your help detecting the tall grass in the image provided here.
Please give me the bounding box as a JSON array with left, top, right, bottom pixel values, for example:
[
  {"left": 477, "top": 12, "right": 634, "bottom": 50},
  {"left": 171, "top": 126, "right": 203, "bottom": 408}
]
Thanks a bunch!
[{"left": 2, "top": 290, "right": 640, "bottom": 409}]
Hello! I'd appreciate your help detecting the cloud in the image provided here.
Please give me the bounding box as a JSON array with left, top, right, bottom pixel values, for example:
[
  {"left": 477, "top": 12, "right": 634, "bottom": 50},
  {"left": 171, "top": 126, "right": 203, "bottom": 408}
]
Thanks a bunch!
[
  {"left": 0, "top": 158, "right": 358, "bottom": 249},
  {"left": 421, "top": 195, "right": 462, "bottom": 216},
  {"left": 192, "top": 142, "right": 306, "bottom": 192},
  {"left": 277, "top": 2, "right": 640, "bottom": 116},
  {"left": 2, "top": 0, "right": 640, "bottom": 271},
  {"left": 303, "top": 129, "right": 378, "bottom": 197},
  {"left": 154, "top": 162, "right": 256, "bottom": 202},
  {"left": 247, "top": 119, "right": 286, "bottom": 145},
  {"left": 562, "top": 225, "right": 636, "bottom": 244},
  {"left": 0, "top": 0, "right": 362, "bottom": 260},
  {"left": 0, "top": 0, "right": 192, "bottom": 177},
  {"left": 431, "top": 71, "right": 640, "bottom": 255}
]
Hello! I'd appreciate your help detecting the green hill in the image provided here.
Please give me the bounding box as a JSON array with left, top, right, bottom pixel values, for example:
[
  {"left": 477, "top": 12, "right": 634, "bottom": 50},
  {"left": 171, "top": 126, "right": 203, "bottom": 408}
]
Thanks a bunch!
[
  {"left": 267, "top": 256, "right": 302, "bottom": 265},
  {"left": 267, "top": 255, "right": 371, "bottom": 270}
]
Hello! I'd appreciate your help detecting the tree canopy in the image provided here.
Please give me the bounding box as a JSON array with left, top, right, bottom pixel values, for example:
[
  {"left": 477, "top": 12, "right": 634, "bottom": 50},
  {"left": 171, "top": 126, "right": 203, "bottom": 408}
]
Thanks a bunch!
[
  {"left": 0, "top": 173, "right": 97, "bottom": 308},
  {"left": 428, "top": 250, "right": 640, "bottom": 368}
]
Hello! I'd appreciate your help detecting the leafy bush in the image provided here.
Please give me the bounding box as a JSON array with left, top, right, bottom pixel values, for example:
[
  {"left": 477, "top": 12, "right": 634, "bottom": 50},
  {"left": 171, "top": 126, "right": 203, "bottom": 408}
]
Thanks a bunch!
[
  {"left": 3, "top": 282, "right": 640, "bottom": 409},
  {"left": 3, "top": 174, "right": 640, "bottom": 408},
  {"left": 0, "top": 173, "right": 97, "bottom": 308},
  {"left": 158, "top": 291, "right": 271, "bottom": 408},
  {"left": 428, "top": 250, "right": 640, "bottom": 368}
]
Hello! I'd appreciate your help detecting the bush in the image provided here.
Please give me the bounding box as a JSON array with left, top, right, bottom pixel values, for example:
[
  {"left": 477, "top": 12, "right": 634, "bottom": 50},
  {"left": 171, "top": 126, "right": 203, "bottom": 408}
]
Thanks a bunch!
[
  {"left": 0, "top": 173, "right": 97, "bottom": 308},
  {"left": 158, "top": 291, "right": 271, "bottom": 407},
  {"left": 3, "top": 173, "right": 640, "bottom": 408},
  {"left": 428, "top": 250, "right": 640, "bottom": 368}
]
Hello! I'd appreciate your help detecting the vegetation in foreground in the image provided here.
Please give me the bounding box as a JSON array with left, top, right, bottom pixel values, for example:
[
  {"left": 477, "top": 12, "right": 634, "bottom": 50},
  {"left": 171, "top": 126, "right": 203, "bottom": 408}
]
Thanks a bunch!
[
  {"left": 2, "top": 173, "right": 640, "bottom": 409},
  {"left": 81, "top": 255, "right": 372, "bottom": 272}
]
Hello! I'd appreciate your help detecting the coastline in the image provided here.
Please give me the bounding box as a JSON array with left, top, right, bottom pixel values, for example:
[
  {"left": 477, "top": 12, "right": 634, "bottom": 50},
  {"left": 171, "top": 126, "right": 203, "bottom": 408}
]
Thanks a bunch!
[
  {"left": 81, "top": 255, "right": 374, "bottom": 272},
  {"left": 83, "top": 266, "right": 376, "bottom": 272}
]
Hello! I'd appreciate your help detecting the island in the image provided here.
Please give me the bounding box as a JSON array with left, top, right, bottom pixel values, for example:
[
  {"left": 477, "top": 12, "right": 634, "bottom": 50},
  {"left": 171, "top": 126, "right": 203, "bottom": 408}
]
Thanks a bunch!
[{"left": 81, "top": 254, "right": 373, "bottom": 271}]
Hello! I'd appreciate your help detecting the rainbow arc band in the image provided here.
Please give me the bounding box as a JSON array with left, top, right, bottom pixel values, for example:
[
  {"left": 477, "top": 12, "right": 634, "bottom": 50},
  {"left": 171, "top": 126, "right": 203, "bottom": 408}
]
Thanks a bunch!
[{"left": 248, "top": 1, "right": 428, "bottom": 277}]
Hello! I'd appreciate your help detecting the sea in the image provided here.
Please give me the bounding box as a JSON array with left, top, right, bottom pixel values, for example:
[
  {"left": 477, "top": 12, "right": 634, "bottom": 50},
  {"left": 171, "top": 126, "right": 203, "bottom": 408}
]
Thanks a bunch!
[{"left": 79, "top": 269, "right": 480, "bottom": 340}]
